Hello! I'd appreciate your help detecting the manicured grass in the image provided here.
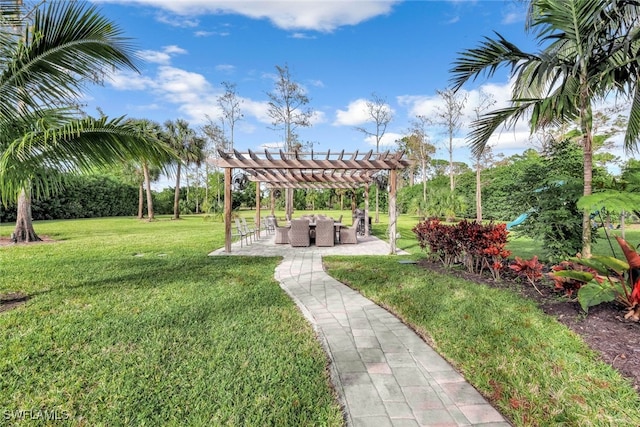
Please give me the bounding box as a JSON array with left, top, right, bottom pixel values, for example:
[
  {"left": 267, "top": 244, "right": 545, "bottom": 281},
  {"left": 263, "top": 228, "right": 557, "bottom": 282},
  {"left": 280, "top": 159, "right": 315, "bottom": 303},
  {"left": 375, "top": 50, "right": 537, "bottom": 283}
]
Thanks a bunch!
[
  {"left": 323, "top": 256, "right": 640, "bottom": 425},
  {"left": 0, "top": 216, "right": 343, "bottom": 426}
]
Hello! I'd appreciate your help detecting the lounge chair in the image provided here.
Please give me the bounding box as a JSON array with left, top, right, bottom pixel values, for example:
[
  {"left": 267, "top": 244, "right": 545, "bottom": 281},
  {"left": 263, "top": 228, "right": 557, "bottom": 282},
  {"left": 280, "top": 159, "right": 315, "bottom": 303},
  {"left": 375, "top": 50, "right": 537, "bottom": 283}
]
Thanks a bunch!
[
  {"left": 289, "top": 218, "right": 311, "bottom": 247},
  {"left": 339, "top": 222, "right": 358, "bottom": 244},
  {"left": 315, "top": 218, "right": 335, "bottom": 247}
]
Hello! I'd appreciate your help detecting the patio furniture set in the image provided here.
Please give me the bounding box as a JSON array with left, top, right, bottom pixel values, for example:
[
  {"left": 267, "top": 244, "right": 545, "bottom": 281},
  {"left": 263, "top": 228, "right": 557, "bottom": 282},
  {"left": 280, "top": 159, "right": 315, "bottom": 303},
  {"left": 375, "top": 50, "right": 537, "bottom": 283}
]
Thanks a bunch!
[{"left": 268, "top": 214, "right": 358, "bottom": 247}]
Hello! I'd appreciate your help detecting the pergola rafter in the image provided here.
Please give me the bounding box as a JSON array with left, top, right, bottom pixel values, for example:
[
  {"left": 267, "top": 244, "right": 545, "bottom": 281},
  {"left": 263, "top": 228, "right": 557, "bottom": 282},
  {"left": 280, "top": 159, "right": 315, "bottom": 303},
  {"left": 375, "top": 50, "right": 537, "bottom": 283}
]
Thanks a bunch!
[{"left": 212, "top": 148, "right": 412, "bottom": 254}]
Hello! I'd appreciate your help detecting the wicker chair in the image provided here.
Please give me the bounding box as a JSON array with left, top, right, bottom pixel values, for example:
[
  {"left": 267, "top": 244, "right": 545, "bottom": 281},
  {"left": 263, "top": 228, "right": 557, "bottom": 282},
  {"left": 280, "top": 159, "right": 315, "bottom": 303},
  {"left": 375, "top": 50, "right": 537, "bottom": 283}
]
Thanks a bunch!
[
  {"left": 274, "top": 217, "right": 290, "bottom": 244},
  {"left": 315, "top": 218, "right": 335, "bottom": 247},
  {"left": 339, "top": 222, "right": 358, "bottom": 244},
  {"left": 289, "top": 218, "right": 311, "bottom": 247}
]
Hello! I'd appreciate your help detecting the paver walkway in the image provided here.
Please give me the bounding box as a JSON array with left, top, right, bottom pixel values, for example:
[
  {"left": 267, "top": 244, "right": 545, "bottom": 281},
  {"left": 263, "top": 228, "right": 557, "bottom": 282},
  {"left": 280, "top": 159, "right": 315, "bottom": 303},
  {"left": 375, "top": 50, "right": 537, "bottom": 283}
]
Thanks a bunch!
[{"left": 210, "top": 232, "right": 510, "bottom": 427}]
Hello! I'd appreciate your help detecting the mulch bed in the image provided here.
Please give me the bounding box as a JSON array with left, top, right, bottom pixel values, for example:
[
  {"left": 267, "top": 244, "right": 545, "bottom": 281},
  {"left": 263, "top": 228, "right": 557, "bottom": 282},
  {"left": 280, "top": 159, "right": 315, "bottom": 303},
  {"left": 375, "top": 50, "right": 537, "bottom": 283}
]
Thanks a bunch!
[{"left": 417, "top": 259, "right": 640, "bottom": 392}]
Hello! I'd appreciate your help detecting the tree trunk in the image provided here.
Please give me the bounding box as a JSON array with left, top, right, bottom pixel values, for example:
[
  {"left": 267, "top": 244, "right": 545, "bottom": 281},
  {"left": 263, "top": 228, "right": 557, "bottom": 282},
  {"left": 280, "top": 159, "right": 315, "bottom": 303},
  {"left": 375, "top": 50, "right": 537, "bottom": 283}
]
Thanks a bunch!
[
  {"left": 476, "top": 161, "right": 482, "bottom": 223},
  {"left": 449, "top": 135, "right": 454, "bottom": 191},
  {"left": 137, "top": 183, "right": 144, "bottom": 219},
  {"left": 173, "top": 163, "right": 182, "bottom": 220},
  {"left": 375, "top": 186, "right": 380, "bottom": 223},
  {"left": 13, "top": 188, "right": 41, "bottom": 242},
  {"left": 143, "top": 162, "right": 155, "bottom": 221},
  {"left": 581, "top": 91, "right": 593, "bottom": 258}
]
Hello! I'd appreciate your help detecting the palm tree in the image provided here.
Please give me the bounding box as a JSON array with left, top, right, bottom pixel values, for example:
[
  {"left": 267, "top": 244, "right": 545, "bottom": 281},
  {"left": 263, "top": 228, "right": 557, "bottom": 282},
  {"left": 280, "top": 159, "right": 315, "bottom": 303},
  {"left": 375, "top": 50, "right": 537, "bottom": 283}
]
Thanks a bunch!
[
  {"left": 164, "top": 119, "right": 206, "bottom": 220},
  {"left": 0, "top": 1, "right": 174, "bottom": 241},
  {"left": 450, "top": 0, "right": 640, "bottom": 257}
]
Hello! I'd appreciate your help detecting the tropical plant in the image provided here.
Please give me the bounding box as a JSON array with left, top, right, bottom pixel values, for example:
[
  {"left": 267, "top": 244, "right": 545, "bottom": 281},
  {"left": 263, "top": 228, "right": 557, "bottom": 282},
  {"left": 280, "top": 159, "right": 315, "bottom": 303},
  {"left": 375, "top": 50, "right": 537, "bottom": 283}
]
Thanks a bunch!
[
  {"left": 550, "top": 236, "right": 640, "bottom": 319},
  {"left": 0, "top": 1, "right": 173, "bottom": 240},
  {"left": 450, "top": 0, "right": 640, "bottom": 258},
  {"left": 509, "top": 256, "right": 545, "bottom": 294},
  {"left": 412, "top": 218, "right": 511, "bottom": 278}
]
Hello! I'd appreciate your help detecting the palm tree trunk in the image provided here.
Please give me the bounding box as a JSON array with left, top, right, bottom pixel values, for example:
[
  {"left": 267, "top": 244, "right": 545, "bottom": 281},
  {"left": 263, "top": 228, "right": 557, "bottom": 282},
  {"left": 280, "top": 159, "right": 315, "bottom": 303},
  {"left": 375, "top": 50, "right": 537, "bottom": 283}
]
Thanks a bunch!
[
  {"left": 137, "top": 183, "right": 144, "bottom": 219},
  {"left": 143, "top": 162, "right": 155, "bottom": 221},
  {"left": 476, "top": 160, "right": 482, "bottom": 223},
  {"left": 581, "top": 94, "right": 593, "bottom": 258},
  {"left": 13, "top": 188, "right": 40, "bottom": 242},
  {"left": 173, "top": 163, "right": 182, "bottom": 220}
]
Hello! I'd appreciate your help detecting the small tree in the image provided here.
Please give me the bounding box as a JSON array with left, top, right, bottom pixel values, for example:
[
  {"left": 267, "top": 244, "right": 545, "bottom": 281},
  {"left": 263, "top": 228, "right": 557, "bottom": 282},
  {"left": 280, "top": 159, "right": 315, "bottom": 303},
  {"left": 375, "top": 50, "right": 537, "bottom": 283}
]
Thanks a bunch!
[
  {"left": 217, "top": 81, "right": 243, "bottom": 152},
  {"left": 355, "top": 93, "right": 393, "bottom": 222},
  {"left": 432, "top": 89, "right": 467, "bottom": 191},
  {"left": 401, "top": 116, "right": 436, "bottom": 214},
  {"left": 266, "top": 64, "right": 313, "bottom": 219}
]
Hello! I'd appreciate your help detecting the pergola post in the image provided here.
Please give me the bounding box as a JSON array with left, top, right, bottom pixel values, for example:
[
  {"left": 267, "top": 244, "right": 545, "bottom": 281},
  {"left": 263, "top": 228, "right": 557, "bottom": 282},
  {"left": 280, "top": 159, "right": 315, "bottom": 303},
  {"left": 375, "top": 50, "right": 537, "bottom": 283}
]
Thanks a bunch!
[
  {"left": 255, "top": 183, "right": 261, "bottom": 238},
  {"left": 364, "top": 184, "right": 370, "bottom": 236},
  {"left": 270, "top": 189, "right": 275, "bottom": 215},
  {"left": 389, "top": 169, "right": 397, "bottom": 255},
  {"left": 224, "top": 167, "right": 232, "bottom": 253}
]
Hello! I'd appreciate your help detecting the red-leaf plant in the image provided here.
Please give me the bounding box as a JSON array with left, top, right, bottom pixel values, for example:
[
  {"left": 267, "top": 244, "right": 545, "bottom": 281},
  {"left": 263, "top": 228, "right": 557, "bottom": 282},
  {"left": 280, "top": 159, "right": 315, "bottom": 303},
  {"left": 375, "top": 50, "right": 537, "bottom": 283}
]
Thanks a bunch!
[
  {"left": 509, "top": 256, "right": 544, "bottom": 295},
  {"left": 614, "top": 236, "right": 640, "bottom": 321}
]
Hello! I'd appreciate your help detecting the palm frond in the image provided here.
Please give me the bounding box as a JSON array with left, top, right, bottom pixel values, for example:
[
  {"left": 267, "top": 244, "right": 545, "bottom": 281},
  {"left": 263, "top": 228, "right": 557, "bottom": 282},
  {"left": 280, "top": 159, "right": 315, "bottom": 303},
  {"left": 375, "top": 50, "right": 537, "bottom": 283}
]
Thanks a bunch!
[
  {"left": 467, "top": 103, "right": 534, "bottom": 157},
  {"left": 624, "top": 83, "right": 640, "bottom": 152},
  {"left": 0, "top": 116, "right": 176, "bottom": 204},
  {"left": 449, "top": 32, "right": 537, "bottom": 91},
  {"left": 0, "top": 1, "right": 138, "bottom": 123}
]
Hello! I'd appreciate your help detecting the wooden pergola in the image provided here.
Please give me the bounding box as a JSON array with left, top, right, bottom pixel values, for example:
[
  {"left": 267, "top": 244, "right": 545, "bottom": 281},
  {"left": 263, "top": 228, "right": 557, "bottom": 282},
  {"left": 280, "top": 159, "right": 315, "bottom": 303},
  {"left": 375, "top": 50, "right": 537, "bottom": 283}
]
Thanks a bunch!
[{"left": 213, "top": 148, "right": 412, "bottom": 254}]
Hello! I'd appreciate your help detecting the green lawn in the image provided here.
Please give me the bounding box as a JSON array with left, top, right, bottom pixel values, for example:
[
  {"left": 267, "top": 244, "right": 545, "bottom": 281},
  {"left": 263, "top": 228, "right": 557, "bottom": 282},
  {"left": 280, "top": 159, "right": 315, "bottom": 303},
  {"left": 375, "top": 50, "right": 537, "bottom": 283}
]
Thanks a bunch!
[
  {"left": 0, "top": 216, "right": 343, "bottom": 426},
  {"left": 2, "top": 212, "right": 639, "bottom": 426}
]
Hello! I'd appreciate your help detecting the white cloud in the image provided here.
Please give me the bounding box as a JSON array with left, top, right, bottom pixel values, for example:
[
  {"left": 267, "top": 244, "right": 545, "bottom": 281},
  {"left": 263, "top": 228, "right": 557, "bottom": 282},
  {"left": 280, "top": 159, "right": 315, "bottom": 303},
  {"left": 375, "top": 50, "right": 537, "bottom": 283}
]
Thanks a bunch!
[
  {"left": 109, "top": 70, "right": 156, "bottom": 90},
  {"left": 137, "top": 50, "right": 171, "bottom": 64},
  {"left": 136, "top": 45, "right": 187, "bottom": 65},
  {"left": 164, "top": 45, "right": 188, "bottom": 55},
  {"left": 334, "top": 98, "right": 395, "bottom": 127},
  {"left": 363, "top": 131, "right": 404, "bottom": 149},
  {"left": 156, "top": 13, "right": 199, "bottom": 28},
  {"left": 94, "top": 0, "right": 401, "bottom": 32}
]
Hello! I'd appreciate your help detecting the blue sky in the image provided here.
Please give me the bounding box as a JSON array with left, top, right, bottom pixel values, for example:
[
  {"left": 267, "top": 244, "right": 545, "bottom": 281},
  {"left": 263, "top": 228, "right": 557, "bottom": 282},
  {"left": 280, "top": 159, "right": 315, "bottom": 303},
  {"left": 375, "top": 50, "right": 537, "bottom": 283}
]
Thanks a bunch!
[{"left": 86, "top": 0, "right": 538, "bottom": 171}]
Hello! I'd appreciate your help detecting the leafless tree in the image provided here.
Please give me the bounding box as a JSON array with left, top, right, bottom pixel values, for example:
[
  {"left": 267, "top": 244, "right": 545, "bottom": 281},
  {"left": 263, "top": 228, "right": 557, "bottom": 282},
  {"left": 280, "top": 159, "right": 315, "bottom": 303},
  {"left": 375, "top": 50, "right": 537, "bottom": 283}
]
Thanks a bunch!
[
  {"left": 217, "top": 81, "right": 243, "bottom": 151},
  {"left": 355, "top": 93, "right": 394, "bottom": 222},
  {"left": 433, "top": 89, "right": 467, "bottom": 191},
  {"left": 267, "top": 64, "right": 313, "bottom": 218},
  {"left": 471, "top": 90, "right": 495, "bottom": 222},
  {"left": 403, "top": 116, "right": 436, "bottom": 205}
]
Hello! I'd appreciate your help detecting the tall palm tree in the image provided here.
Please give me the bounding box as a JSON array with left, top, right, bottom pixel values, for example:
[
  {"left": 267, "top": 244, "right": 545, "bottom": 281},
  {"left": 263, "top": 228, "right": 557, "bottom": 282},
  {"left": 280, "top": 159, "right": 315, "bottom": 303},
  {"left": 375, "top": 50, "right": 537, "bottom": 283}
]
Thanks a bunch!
[
  {"left": 0, "top": 1, "right": 174, "bottom": 241},
  {"left": 164, "top": 119, "right": 206, "bottom": 220},
  {"left": 450, "top": 0, "right": 640, "bottom": 257}
]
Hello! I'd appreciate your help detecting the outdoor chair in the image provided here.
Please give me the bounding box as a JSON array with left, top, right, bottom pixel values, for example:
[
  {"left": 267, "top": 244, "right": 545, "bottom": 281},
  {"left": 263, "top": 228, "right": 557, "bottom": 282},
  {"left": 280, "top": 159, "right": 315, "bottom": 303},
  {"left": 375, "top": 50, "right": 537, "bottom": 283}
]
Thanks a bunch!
[
  {"left": 315, "top": 218, "right": 335, "bottom": 247},
  {"left": 241, "top": 218, "right": 257, "bottom": 241},
  {"left": 289, "top": 218, "right": 311, "bottom": 247},
  {"left": 234, "top": 218, "right": 251, "bottom": 247},
  {"left": 265, "top": 216, "right": 276, "bottom": 234},
  {"left": 274, "top": 217, "right": 290, "bottom": 244},
  {"left": 339, "top": 222, "right": 358, "bottom": 244}
]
